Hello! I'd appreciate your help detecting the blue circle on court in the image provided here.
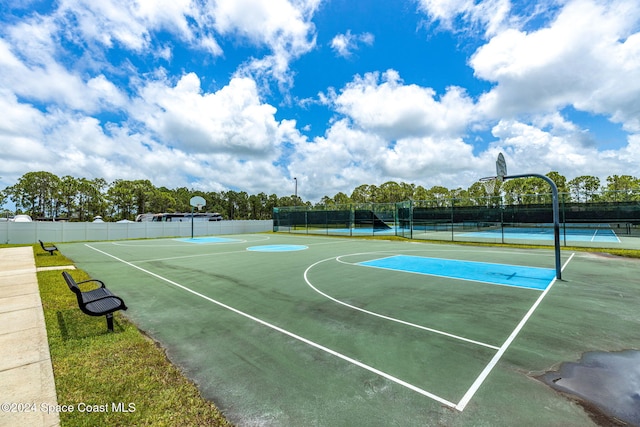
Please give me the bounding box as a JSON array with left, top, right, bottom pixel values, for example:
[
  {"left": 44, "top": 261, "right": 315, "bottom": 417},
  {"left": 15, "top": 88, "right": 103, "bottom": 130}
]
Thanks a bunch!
[{"left": 247, "top": 245, "right": 308, "bottom": 252}]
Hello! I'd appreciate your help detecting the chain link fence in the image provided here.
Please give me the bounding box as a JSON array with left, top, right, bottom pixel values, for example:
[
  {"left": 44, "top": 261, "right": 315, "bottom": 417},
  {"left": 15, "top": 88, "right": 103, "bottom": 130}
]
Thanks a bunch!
[{"left": 274, "top": 192, "right": 640, "bottom": 249}]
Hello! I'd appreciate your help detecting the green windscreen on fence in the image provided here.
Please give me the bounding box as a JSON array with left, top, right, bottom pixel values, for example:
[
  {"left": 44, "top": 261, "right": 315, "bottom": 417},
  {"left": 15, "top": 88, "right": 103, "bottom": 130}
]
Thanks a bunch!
[
  {"left": 273, "top": 204, "right": 395, "bottom": 235},
  {"left": 273, "top": 193, "right": 640, "bottom": 247}
]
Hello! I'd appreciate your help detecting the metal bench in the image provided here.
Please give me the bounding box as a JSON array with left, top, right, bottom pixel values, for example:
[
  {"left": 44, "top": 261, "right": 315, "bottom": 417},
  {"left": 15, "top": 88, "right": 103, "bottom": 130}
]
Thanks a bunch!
[
  {"left": 62, "top": 271, "right": 128, "bottom": 331},
  {"left": 39, "top": 240, "right": 58, "bottom": 255}
]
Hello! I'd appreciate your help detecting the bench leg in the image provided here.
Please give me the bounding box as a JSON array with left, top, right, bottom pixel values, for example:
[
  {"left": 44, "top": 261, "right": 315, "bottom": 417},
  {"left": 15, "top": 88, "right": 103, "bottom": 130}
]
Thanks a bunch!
[{"left": 106, "top": 313, "right": 114, "bottom": 332}]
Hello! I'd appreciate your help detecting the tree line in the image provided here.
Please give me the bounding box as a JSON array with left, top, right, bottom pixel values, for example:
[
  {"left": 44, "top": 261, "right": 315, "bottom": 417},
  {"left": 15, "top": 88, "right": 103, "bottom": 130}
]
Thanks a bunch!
[
  {"left": 1, "top": 171, "right": 639, "bottom": 221},
  {"left": 318, "top": 172, "right": 640, "bottom": 207},
  {"left": 0, "top": 172, "right": 283, "bottom": 221}
]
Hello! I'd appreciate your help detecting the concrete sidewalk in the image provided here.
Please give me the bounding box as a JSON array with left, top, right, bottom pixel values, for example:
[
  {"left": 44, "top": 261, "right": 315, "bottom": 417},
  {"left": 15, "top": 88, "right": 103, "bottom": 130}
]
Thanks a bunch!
[{"left": 0, "top": 247, "right": 59, "bottom": 427}]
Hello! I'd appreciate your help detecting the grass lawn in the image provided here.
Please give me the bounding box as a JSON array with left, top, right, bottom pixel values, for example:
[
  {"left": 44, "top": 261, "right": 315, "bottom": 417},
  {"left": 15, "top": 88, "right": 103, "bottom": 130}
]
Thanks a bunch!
[{"left": 32, "top": 244, "right": 232, "bottom": 426}]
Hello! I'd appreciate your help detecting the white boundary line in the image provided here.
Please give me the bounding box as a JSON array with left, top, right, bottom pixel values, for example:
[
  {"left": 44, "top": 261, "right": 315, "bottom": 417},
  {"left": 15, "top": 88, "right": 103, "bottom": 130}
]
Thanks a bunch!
[
  {"left": 84, "top": 243, "right": 458, "bottom": 409},
  {"left": 455, "top": 252, "right": 576, "bottom": 411}
]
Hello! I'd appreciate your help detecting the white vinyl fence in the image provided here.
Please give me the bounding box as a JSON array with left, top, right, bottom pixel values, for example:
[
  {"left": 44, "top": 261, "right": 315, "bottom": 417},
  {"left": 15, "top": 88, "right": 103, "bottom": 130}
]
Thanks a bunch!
[{"left": 0, "top": 220, "right": 273, "bottom": 244}]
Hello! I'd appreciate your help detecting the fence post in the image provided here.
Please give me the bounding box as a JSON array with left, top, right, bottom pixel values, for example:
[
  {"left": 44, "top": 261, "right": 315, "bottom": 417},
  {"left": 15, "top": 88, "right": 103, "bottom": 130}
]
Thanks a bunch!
[
  {"left": 409, "top": 200, "right": 413, "bottom": 239},
  {"left": 450, "top": 198, "right": 455, "bottom": 242}
]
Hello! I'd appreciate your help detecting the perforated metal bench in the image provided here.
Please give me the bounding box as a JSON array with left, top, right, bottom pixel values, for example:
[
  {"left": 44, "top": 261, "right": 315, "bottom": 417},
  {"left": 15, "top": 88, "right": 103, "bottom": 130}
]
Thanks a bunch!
[
  {"left": 62, "top": 271, "right": 128, "bottom": 331},
  {"left": 39, "top": 240, "right": 58, "bottom": 255}
]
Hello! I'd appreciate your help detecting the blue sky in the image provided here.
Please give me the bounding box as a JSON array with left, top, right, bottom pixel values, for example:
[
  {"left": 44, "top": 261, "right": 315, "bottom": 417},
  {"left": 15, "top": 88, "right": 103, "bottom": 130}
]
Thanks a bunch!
[{"left": 1, "top": 0, "right": 639, "bottom": 202}]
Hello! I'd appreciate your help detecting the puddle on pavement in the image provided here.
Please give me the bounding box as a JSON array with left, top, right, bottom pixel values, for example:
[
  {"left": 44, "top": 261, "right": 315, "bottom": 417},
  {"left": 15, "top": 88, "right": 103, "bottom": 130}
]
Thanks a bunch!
[{"left": 539, "top": 350, "right": 640, "bottom": 426}]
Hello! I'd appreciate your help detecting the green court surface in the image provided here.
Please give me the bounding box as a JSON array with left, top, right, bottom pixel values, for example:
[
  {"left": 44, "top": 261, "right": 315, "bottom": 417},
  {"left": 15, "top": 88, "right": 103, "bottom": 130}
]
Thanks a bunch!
[{"left": 58, "top": 234, "right": 640, "bottom": 426}]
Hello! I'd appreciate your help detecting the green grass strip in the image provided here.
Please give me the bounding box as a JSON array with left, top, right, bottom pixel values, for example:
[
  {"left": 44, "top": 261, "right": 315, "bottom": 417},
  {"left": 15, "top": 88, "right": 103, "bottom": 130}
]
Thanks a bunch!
[{"left": 32, "top": 244, "right": 232, "bottom": 426}]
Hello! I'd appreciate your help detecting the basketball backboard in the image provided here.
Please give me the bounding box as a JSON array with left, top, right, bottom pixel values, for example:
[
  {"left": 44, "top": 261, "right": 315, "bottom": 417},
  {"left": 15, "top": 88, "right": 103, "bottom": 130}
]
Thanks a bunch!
[
  {"left": 190, "top": 196, "right": 206, "bottom": 210},
  {"left": 496, "top": 153, "right": 507, "bottom": 181}
]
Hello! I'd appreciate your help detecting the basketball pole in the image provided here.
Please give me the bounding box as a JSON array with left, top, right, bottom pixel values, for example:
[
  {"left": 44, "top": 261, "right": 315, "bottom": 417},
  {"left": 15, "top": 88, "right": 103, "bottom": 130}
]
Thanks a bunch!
[{"left": 503, "top": 173, "right": 562, "bottom": 280}]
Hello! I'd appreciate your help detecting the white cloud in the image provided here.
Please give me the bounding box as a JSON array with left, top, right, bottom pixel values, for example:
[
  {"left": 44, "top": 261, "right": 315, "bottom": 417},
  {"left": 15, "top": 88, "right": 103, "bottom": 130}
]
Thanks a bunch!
[
  {"left": 0, "top": 85, "right": 299, "bottom": 194},
  {"left": 2, "top": 0, "right": 321, "bottom": 117},
  {"left": 617, "top": 133, "right": 640, "bottom": 166},
  {"left": 0, "top": 91, "right": 140, "bottom": 184},
  {"left": 211, "top": 0, "right": 319, "bottom": 53},
  {"left": 0, "top": 90, "right": 51, "bottom": 168},
  {"left": 472, "top": 0, "right": 640, "bottom": 132},
  {"left": 289, "top": 114, "right": 493, "bottom": 200},
  {"left": 0, "top": 17, "right": 129, "bottom": 113},
  {"left": 381, "top": 136, "right": 476, "bottom": 179},
  {"left": 0, "top": 1, "right": 314, "bottom": 195},
  {"left": 122, "top": 72, "right": 312, "bottom": 193},
  {"left": 284, "top": 69, "right": 503, "bottom": 198},
  {"left": 330, "top": 30, "right": 374, "bottom": 57},
  {"left": 416, "top": 0, "right": 513, "bottom": 36},
  {"left": 56, "top": 0, "right": 221, "bottom": 54},
  {"left": 410, "top": 0, "right": 640, "bottom": 192},
  {"left": 58, "top": 0, "right": 150, "bottom": 51},
  {"left": 130, "top": 74, "right": 285, "bottom": 157},
  {"left": 531, "top": 112, "right": 596, "bottom": 148},
  {"left": 288, "top": 119, "right": 388, "bottom": 199},
  {"left": 488, "top": 117, "right": 638, "bottom": 182},
  {"left": 48, "top": 0, "right": 321, "bottom": 87},
  {"left": 328, "top": 70, "right": 476, "bottom": 139},
  {"left": 493, "top": 119, "right": 589, "bottom": 168},
  {"left": 211, "top": 0, "right": 319, "bottom": 86},
  {"left": 3, "top": 0, "right": 640, "bottom": 204},
  {"left": 5, "top": 13, "right": 59, "bottom": 62}
]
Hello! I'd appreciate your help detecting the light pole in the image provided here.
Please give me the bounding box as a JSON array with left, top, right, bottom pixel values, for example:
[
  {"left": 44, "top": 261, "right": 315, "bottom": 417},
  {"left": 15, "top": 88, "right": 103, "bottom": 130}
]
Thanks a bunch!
[{"left": 294, "top": 177, "right": 297, "bottom": 206}]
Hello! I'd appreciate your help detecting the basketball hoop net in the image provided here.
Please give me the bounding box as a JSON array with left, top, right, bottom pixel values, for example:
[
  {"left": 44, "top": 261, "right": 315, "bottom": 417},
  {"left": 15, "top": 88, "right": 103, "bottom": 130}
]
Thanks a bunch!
[
  {"left": 480, "top": 176, "right": 502, "bottom": 195},
  {"left": 480, "top": 152, "right": 508, "bottom": 195}
]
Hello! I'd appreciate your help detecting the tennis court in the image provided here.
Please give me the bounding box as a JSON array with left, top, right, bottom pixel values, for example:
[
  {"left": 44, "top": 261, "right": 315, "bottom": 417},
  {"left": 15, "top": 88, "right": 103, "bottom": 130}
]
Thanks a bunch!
[
  {"left": 459, "top": 224, "right": 621, "bottom": 243},
  {"left": 57, "top": 234, "right": 640, "bottom": 426}
]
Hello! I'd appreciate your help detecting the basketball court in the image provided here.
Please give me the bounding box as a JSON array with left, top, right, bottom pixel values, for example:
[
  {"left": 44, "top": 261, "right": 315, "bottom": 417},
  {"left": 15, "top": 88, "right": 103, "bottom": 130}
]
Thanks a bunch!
[{"left": 56, "top": 233, "right": 640, "bottom": 426}]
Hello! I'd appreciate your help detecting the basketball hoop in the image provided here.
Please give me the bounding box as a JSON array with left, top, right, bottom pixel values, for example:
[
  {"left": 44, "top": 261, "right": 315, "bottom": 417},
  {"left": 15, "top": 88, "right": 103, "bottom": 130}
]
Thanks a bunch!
[
  {"left": 479, "top": 176, "right": 501, "bottom": 195},
  {"left": 478, "top": 152, "right": 562, "bottom": 280},
  {"left": 189, "top": 196, "right": 207, "bottom": 239},
  {"left": 479, "top": 152, "right": 507, "bottom": 195},
  {"left": 190, "top": 196, "right": 206, "bottom": 210}
]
